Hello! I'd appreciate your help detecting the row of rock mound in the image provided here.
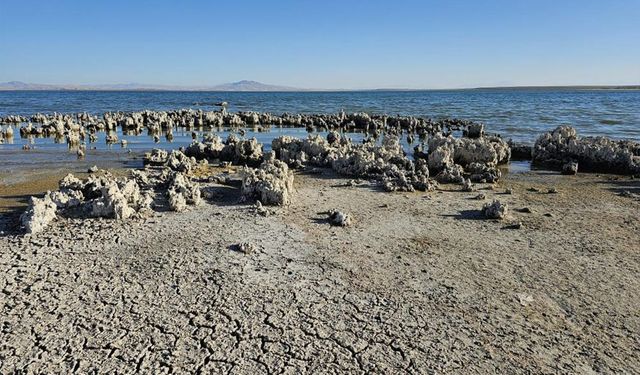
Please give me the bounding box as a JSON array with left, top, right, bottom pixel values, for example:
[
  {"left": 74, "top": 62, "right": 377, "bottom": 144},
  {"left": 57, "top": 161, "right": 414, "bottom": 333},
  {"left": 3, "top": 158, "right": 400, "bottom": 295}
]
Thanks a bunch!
[
  {"left": 2, "top": 110, "right": 475, "bottom": 141},
  {"left": 17, "top": 121, "right": 640, "bottom": 234}
]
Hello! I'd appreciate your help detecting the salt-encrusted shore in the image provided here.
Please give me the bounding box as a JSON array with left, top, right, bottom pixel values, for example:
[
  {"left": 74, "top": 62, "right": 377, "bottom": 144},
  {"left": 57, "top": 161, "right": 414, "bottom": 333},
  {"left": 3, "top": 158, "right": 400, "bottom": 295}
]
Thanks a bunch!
[
  {"left": 1, "top": 164, "right": 639, "bottom": 373},
  {"left": 1, "top": 111, "right": 640, "bottom": 373}
]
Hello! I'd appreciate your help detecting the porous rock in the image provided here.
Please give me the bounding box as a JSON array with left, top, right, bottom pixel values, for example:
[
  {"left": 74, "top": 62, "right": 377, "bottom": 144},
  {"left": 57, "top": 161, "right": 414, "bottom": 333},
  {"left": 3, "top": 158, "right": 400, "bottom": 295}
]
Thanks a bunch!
[
  {"left": 482, "top": 200, "right": 508, "bottom": 219},
  {"left": 241, "top": 153, "right": 295, "bottom": 205},
  {"left": 20, "top": 195, "right": 58, "bottom": 234},
  {"left": 167, "top": 173, "right": 202, "bottom": 212},
  {"left": 532, "top": 126, "right": 640, "bottom": 174}
]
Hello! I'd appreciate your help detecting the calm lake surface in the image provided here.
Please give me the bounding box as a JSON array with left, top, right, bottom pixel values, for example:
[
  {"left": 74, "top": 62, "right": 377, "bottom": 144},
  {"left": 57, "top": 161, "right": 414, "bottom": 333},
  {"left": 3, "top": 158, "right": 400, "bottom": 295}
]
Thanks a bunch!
[{"left": 1, "top": 89, "right": 639, "bottom": 177}]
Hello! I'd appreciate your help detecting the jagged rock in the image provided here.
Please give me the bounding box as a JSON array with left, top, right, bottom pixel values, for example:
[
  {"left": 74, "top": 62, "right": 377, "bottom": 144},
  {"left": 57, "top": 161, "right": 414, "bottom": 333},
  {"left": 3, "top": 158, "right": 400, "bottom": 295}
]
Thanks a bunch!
[
  {"left": 562, "top": 161, "right": 578, "bottom": 175},
  {"left": 166, "top": 150, "right": 197, "bottom": 173},
  {"left": 59, "top": 173, "right": 84, "bottom": 191},
  {"left": 462, "top": 178, "right": 474, "bottom": 192},
  {"left": 232, "top": 137, "right": 263, "bottom": 165},
  {"left": 144, "top": 149, "right": 169, "bottom": 165},
  {"left": 327, "top": 131, "right": 341, "bottom": 145},
  {"left": 428, "top": 134, "right": 511, "bottom": 169},
  {"left": 482, "top": 200, "right": 508, "bottom": 219},
  {"left": 20, "top": 195, "right": 58, "bottom": 234},
  {"left": 328, "top": 209, "right": 352, "bottom": 226},
  {"left": 435, "top": 165, "right": 465, "bottom": 184},
  {"left": 105, "top": 133, "right": 118, "bottom": 145},
  {"left": 466, "top": 162, "right": 502, "bottom": 183},
  {"left": 88, "top": 165, "right": 99, "bottom": 173},
  {"left": 466, "top": 123, "right": 484, "bottom": 138},
  {"left": 532, "top": 126, "right": 640, "bottom": 174},
  {"left": 167, "top": 173, "right": 202, "bottom": 212},
  {"left": 48, "top": 190, "right": 84, "bottom": 209},
  {"left": 241, "top": 154, "right": 294, "bottom": 206},
  {"left": 89, "top": 179, "right": 147, "bottom": 220}
]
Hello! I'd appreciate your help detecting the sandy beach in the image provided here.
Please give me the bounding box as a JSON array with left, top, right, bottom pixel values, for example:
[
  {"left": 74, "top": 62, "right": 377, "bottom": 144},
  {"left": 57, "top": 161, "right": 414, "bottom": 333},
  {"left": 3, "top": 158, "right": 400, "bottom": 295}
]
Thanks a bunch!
[{"left": 1, "top": 164, "right": 639, "bottom": 373}]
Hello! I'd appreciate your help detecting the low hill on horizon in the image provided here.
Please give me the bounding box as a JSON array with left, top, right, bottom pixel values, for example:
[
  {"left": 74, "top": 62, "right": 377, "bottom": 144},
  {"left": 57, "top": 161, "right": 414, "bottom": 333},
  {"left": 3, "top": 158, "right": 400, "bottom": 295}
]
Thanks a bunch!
[
  {"left": 0, "top": 80, "right": 301, "bottom": 92},
  {"left": 1, "top": 80, "right": 639, "bottom": 92}
]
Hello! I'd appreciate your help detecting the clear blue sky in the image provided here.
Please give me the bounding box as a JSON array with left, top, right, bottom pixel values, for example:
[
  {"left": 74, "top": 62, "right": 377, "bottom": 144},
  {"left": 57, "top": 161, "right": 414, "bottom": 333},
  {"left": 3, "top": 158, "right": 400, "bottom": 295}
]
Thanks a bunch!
[{"left": 1, "top": 0, "right": 639, "bottom": 89}]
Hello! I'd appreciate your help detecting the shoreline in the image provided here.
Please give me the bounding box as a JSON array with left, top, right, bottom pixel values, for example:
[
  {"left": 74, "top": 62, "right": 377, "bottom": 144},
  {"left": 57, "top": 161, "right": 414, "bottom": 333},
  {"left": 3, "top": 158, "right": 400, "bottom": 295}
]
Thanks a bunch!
[
  {"left": 1, "top": 167, "right": 638, "bottom": 372},
  {"left": 0, "top": 109, "right": 639, "bottom": 372}
]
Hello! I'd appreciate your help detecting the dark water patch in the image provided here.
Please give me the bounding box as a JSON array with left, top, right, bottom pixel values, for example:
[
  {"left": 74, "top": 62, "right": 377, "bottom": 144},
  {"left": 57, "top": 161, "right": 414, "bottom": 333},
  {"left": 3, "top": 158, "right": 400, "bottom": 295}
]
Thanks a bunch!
[{"left": 599, "top": 119, "right": 624, "bottom": 125}]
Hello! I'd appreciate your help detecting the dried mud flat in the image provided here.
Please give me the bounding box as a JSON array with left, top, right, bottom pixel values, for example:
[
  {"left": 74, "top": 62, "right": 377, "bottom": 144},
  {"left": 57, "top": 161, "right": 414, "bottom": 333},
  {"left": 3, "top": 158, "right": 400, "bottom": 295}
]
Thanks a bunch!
[{"left": 1, "top": 169, "right": 639, "bottom": 374}]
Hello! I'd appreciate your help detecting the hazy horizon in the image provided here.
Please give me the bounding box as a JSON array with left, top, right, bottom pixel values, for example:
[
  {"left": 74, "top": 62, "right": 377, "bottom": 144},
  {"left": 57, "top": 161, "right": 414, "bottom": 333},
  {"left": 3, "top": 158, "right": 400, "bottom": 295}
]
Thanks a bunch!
[
  {"left": 2, "top": 79, "right": 640, "bottom": 92},
  {"left": 1, "top": 0, "right": 639, "bottom": 89}
]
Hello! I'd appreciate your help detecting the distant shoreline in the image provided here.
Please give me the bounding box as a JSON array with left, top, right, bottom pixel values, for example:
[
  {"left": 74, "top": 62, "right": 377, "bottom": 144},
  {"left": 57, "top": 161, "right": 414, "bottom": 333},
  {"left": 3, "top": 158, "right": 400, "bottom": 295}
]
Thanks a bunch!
[{"left": 0, "top": 85, "right": 639, "bottom": 93}]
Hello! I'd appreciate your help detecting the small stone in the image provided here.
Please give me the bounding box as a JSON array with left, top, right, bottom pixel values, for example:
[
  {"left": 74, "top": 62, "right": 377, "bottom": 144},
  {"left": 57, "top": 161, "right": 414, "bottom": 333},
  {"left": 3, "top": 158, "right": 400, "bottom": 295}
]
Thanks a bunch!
[
  {"left": 516, "top": 293, "right": 534, "bottom": 306},
  {"left": 328, "top": 209, "right": 352, "bottom": 226},
  {"left": 473, "top": 193, "right": 486, "bottom": 200},
  {"left": 562, "top": 161, "right": 578, "bottom": 175},
  {"left": 232, "top": 242, "right": 255, "bottom": 254},
  {"left": 548, "top": 187, "right": 558, "bottom": 194},
  {"left": 482, "top": 200, "right": 508, "bottom": 220},
  {"left": 503, "top": 221, "right": 522, "bottom": 229}
]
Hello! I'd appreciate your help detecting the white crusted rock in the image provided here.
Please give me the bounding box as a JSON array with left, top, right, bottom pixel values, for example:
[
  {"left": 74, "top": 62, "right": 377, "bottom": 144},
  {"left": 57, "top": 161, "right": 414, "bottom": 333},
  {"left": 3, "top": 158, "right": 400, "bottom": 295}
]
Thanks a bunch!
[
  {"left": 59, "top": 173, "right": 85, "bottom": 191},
  {"left": 167, "top": 150, "right": 197, "bottom": 173},
  {"left": 533, "top": 126, "right": 640, "bottom": 174},
  {"left": 48, "top": 190, "right": 84, "bottom": 209},
  {"left": 20, "top": 195, "right": 58, "bottom": 234},
  {"left": 241, "top": 155, "right": 294, "bottom": 206},
  {"left": 167, "top": 172, "right": 201, "bottom": 212}
]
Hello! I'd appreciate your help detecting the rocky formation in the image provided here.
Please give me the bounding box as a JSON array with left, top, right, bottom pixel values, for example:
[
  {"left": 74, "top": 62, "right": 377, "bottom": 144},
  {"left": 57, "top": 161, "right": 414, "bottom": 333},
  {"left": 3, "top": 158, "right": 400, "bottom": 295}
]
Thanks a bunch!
[
  {"left": 424, "top": 132, "right": 510, "bottom": 183},
  {"left": 532, "top": 126, "right": 640, "bottom": 174},
  {"left": 1, "top": 109, "right": 476, "bottom": 145},
  {"left": 328, "top": 209, "right": 352, "bottom": 226},
  {"left": 482, "top": 200, "right": 508, "bottom": 219},
  {"left": 17, "top": 167, "right": 201, "bottom": 233},
  {"left": 272, "top": 134, "right": 436, "bottom": 192},
  {"left": 183, "top": 135, "right": 264, "bottom": 166},
  {"left": 562, "top": 161, "right": 579, "bottom": 175},
  {"left": 20, "top": 196, "right": 58, "bottom": 234},
  {"left": 167, "top": 173, "right": 202, "bottom": 212},
  {"left": 241, "top": 153, "right": 295, "bottom": 205}
]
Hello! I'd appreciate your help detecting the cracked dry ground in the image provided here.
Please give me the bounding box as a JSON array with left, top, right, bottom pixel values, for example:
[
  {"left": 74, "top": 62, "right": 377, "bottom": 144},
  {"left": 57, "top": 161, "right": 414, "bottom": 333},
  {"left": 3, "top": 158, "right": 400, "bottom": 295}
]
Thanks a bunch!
[{"left": 1, "top": 169, "right": 639, "bottom": 374}]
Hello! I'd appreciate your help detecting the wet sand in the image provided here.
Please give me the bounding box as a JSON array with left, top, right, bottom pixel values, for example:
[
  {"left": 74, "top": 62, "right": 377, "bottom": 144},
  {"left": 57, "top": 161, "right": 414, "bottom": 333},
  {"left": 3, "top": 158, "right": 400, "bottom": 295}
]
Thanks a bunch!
[{"left": 0, "top": 167, "right": 639, "bottom": 373}]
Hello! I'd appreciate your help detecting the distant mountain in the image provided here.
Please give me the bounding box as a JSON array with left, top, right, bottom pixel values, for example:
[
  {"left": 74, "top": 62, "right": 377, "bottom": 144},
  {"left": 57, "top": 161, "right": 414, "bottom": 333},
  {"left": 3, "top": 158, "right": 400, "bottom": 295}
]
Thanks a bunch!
[
  {"left": 2, "top": 80, "right": 638, "bottom": 92},
  {"left": 0, "top": 80, "right": 301, "bottom": 91},
  {"left": 207, "top": 80, "right": 299, "bottom": 91},
  {"left": 0, "top": 81, "right": 62, "bottom": 90}
]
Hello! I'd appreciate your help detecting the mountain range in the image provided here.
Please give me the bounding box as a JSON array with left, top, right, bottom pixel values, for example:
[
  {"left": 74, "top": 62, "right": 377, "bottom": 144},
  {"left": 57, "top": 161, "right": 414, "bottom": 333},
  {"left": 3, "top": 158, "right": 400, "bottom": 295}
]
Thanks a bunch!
[
  {"left": 1, "top": 80, "right": 639, "bottom": 92},
  {"left": 0, "top": 80, "right": 300, "bottom": 91}
]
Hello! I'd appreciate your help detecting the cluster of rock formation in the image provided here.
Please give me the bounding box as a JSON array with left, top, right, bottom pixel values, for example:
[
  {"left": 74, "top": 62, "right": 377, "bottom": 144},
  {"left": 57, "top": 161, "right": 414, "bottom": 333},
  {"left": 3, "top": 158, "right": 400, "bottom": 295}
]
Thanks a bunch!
[
  {"left": 532, "top": 126, "right": 640, "bottom": 175},
  {"left": 1, "top": 109, "right": 478, "bottom": 146},
  {"left": 12, "top": 109, "right": 640, "bottom": 235},
  {"left": 20, "top": 152, "right": 205, "bottom": 234}
]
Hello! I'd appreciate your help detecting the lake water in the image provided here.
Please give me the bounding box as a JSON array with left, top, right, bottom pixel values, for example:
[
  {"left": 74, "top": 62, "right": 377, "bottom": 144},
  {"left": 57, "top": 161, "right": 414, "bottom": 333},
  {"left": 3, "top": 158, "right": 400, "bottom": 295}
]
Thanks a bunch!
[{"left": 1, "top": 89, "right": 639, "bottom": 177}]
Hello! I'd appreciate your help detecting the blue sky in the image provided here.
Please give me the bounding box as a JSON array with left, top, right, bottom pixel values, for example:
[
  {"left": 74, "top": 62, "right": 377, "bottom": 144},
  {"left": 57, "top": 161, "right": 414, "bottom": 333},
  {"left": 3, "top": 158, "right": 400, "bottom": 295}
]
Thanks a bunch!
[{"left": 1, "top": 0, "right": 639, "bottom": 89}]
